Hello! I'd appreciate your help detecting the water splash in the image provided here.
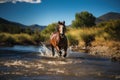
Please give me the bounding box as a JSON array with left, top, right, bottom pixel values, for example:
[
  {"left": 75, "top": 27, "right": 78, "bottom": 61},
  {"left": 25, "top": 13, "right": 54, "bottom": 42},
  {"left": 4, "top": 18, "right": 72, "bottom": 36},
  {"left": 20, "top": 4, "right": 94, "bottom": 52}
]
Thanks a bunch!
[
  {"left": 38, "top": 43, "right": 73, "bottom": 57},
  {"left": 38, "top": 43, "right": 61, "bottom": 57},
  {"left": 38, "top": 44, "right": 52, "bottom": 57}
]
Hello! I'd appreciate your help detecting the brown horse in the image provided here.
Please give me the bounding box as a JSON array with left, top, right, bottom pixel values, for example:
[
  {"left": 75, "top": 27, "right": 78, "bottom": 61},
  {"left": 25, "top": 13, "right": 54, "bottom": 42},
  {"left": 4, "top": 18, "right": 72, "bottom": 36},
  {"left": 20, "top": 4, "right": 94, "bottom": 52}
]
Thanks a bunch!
[{"left": 50, "top": 21, "right": 68, "bottom": 57}]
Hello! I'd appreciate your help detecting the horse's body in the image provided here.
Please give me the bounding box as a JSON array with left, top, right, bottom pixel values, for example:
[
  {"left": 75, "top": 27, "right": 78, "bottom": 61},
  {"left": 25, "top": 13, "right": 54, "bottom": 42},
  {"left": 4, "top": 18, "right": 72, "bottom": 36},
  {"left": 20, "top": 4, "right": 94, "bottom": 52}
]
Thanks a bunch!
[{"left": 50, "top": 21, "right": 68, "bottom": 57}]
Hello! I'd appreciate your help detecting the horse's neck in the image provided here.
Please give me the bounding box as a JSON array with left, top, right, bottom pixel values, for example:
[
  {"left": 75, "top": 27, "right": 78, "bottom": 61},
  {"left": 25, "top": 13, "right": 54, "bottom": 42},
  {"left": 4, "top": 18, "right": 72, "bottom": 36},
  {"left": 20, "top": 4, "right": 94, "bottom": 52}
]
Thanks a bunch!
[
  {"left": 52, "top": 31, "right": 65, "bottom": 40},
  {"left": 55, "top": 32, "right": 60, "bottom": 36}
]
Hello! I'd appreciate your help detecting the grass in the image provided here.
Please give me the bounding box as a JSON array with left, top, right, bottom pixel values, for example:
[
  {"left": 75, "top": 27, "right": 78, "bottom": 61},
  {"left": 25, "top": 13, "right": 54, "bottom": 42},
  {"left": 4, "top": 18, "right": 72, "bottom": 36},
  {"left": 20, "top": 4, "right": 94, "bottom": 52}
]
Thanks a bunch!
[
  {"left": 0, "top": 26, "right": 119, "bottom": 47},
  {"left": 66, "top": 27, "right": 107, "bottom": 46},
  {"left": 0, "top": 33, "right": 44, "bottom": 46},
  {"left": 14, "top": 33, "right": 34, "bottom": 45},
  {"left": 66, "top": 27, "right": 120, "bottom": 61},
  {"left": 67, "top": 34, "right": 79, "bottom": 46}
]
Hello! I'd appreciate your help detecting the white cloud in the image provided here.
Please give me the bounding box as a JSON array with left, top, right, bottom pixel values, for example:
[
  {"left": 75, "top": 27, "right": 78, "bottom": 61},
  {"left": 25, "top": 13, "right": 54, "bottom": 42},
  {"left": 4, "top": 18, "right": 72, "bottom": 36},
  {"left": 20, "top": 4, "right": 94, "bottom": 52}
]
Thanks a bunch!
[{"left": 0, "top": 0, "right": 41, "bottom": 4}]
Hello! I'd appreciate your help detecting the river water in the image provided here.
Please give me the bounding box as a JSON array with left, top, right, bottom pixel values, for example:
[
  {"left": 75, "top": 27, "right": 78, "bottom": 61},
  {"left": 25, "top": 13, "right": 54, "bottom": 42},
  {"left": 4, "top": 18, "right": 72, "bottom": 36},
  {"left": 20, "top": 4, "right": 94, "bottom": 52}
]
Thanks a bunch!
[{"left": 0, "top": 45, "right": 120, "bottom": 80}]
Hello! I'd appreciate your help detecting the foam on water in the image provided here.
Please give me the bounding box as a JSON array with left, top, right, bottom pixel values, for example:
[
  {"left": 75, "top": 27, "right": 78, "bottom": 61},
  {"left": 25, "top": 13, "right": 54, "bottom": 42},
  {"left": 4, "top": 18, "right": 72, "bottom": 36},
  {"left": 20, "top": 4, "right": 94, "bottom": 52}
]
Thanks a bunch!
[
  {"left": 38, "top": 44, "right": 72, "bottom": 57},
  {"left": 42, "top": 43, "right": 74, "bottom": 57},
  {"left": 38, "top": 44, "right": 53, "bottom": 57}
]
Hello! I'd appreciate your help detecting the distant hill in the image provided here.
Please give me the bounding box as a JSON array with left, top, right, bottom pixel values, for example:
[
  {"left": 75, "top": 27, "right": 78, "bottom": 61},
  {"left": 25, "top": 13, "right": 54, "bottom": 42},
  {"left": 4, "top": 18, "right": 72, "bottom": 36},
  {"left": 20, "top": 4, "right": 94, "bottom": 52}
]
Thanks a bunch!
[
  {"left": 29, "top": 24, "right": 46, "bottom": 31},
  {"left": 0, "top": 17, "right": 46, "bottom": 33},
  {"left": 96, "top": 12, "right": 120, "bottom": 24},
  {"left": 0, "top": 17, "right": 27, "bottom": 28}
]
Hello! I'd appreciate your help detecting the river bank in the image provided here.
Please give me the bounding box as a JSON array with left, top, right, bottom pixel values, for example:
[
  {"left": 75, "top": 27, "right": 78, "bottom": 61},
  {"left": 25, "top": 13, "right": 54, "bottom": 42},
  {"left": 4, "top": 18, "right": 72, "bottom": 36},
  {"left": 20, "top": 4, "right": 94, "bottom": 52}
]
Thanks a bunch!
[
  {"left": 1, "top": 40, "right": 120, "bottom": 62},
  {"left": 71, "top": 41, "right": 120, "bottom": 62}
]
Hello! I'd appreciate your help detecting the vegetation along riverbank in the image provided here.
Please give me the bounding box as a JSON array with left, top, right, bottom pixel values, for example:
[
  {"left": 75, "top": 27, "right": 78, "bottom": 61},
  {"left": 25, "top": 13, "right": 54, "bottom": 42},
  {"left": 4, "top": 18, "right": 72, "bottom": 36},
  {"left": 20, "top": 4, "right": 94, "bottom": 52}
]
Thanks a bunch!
[{"left": 0, "top": 11, "right": 120, "bottom": 61}]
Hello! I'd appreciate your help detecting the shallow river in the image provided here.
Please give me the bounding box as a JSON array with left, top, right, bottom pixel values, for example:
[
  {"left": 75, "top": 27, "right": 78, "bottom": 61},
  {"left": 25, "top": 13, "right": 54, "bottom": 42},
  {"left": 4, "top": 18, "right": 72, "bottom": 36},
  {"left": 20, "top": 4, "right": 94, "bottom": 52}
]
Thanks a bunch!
[{"left": 0, "top": 45, "right": 120, "bottom": 80}]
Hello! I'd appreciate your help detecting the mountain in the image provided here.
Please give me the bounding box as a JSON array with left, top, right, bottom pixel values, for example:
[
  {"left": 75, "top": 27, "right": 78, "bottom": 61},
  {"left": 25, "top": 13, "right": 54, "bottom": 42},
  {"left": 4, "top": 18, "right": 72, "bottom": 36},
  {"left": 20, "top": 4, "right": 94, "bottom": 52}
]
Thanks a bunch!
[
  {"left": 1, "top": 12, "right": 120, "bottom": 32},
  {"left": 96, "top": 12, "right": 120, "bottom": 24},
  {"left": 0, "top": 17, "right": 46, "bottom": 33},
  {"left": 0, "top": 17, "right": 27, "bottom": 27},
  {"left": 29, "top": 24, "right": 46, "bottom": 31},
  {"left": 0, "top": 17, "right": 28, "bottom": 33}
]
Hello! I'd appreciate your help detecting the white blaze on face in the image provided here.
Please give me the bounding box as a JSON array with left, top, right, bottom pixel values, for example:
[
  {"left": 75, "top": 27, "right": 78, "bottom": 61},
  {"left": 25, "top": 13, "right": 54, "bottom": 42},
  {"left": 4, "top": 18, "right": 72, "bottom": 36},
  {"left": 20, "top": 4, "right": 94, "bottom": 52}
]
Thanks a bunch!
[{"left": 59, "top": 25, "right": 63, "bottom": 34}]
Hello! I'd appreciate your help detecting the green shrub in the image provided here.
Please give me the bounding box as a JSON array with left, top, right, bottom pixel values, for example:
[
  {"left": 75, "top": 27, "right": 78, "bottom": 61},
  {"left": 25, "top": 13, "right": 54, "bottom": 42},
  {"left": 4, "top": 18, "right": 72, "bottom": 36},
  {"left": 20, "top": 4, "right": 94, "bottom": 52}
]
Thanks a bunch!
[
  {"left": 32, "top": 33, "right": 46, "bottom": 43},
  {"left": 0, "top": 33, "right": 6, "bottom": 42},
  {"left": 67, "top": 34, "right": 79, "bottom": 46},
  {"left": 104, "top": 20, "right": 120, "bottom": 40},
  {"left": 6, "top": 36, "right": 16, "bottom": 44},
  {"left": 0, "top": 33, "right": 16, "bottom": 45},
  {"left": 15, "top": 34, "right": 34, "bottom": 45},
  {"left": 42, "top": 23, "right": 57, "bottom": 34},
  {"left": 80, "top": 33, "right": 95, "bottom": 47},
  {"left": 41, "top": 23, "right": 58, "bottom": 42}
]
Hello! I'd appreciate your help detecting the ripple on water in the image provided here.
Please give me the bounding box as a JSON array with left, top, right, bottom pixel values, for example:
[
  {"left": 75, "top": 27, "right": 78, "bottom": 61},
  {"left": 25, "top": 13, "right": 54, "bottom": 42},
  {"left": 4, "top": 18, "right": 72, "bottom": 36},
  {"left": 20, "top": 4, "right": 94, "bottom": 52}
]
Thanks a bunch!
[{"left": 0, "top": 45, "right": 120, "bottom": 80}]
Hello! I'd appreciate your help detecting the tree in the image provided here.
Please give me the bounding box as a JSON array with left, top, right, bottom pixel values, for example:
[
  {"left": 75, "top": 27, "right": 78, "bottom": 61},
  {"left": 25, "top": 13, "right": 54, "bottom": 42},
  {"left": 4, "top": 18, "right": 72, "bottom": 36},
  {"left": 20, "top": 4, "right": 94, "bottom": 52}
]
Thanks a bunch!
[
  {"left": 0, "top": 24, "right": 21, "bottom": 33},
  {"left": 42, "top": 23, "right": 57, "bottom": 34},
  {"left": 40, "top": 23, "right": 58, "bottom": 41},
  {"left": 72, "top": 11, "right": 96, "bottom": 28},
  {"left": 25, "top": 28, "right": 32, "bottom": 34}
]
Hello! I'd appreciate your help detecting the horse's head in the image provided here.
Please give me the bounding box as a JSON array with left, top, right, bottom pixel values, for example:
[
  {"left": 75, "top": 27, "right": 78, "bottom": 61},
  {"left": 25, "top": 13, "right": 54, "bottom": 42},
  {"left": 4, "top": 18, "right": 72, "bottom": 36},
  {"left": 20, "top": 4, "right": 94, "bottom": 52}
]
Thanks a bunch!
[{"left": 57, "top": 21, "right": 66, "bottom": 38}]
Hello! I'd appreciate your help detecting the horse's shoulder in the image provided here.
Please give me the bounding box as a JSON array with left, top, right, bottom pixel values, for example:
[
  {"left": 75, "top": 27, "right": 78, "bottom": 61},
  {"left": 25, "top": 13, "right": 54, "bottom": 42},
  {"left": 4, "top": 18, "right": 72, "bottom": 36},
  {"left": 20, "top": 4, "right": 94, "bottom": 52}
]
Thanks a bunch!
[
  {"left": 53, "top": 31, "right": 58, "bottom": 34},
  {"left": 50, "top": 32, "right": 59, "bottom": 39}
]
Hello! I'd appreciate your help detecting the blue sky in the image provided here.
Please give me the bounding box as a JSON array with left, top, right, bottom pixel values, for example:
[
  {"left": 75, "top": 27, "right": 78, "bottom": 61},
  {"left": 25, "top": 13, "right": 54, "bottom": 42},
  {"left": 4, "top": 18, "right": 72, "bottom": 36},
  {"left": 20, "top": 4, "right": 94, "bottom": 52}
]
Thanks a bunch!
[{"left": 0, "top": 0, "right": 120, "bottom": 25}]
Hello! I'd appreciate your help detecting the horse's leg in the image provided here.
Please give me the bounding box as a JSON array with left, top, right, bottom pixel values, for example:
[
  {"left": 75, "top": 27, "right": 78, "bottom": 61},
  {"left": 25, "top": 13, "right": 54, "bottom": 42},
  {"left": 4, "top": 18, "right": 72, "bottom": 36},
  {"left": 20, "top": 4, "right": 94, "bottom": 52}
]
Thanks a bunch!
[
  {"left": 63, "top": 47, "right": 67, "bottom": 57},
  {"left": 59, "top": 51, "right": 62, "bottom": 57},
  {"left": 55, "top": 46, "right": 62, "bottom": 57},
  {"left": 51, "top": 45, "right": 55, "bottom": 56}
]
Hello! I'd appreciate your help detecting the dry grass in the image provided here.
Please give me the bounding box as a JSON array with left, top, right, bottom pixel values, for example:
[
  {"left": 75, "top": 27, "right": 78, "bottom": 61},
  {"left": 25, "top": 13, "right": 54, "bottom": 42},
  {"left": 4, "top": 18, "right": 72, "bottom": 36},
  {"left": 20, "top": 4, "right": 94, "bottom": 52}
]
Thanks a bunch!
[
  {"left": 66, "top": 27, "right": 120, "bottom": 61},
  {"left": 66, "top": 27, "right": 106, "bottom": 44},
  {"left": 0, "top": 33, "right": 41, "bottom": 45}
]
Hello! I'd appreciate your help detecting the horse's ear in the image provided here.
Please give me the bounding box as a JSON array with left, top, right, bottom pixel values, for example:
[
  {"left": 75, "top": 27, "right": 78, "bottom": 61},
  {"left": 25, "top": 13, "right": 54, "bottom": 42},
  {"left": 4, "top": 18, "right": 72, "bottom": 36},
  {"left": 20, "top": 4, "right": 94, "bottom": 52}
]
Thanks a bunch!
[{"left": 63, "top": 21, "right": 65, "bottom": 24}]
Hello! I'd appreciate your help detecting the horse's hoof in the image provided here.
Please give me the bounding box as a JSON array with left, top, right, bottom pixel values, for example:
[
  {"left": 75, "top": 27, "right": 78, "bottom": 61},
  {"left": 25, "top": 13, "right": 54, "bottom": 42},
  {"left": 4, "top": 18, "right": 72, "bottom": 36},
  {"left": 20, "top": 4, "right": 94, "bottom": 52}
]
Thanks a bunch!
[
  {"left": 52, "top": 54, "right": 55, "bottom": 57},
  {"left": 59, "top": 51, "right": 62, "bottom": 57},
  {"left": 59, "top": 54, "right": 62, "bottom": 57},
  {"left": 63, "top": 54, "right": 67, "bottom": 57}
]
